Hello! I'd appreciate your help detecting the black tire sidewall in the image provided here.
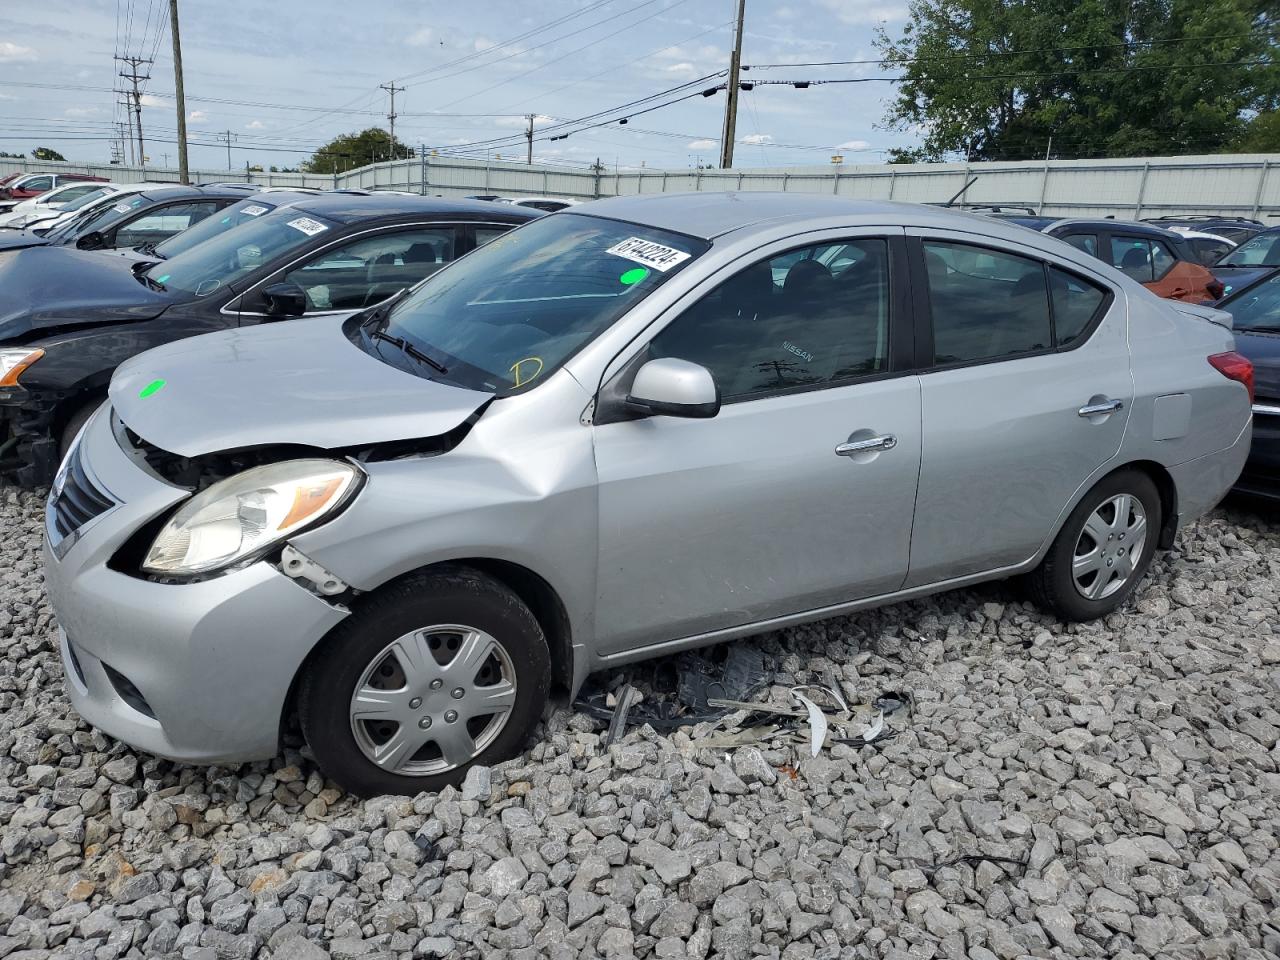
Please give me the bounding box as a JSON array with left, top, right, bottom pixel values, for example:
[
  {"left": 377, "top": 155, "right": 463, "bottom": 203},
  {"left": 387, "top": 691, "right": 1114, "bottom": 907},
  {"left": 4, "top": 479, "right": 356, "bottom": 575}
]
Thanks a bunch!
[
  {"left": 1043, "top": 470, "right": 1162, "bottom": 621},
  {"left": 300, "top": 569, "right": 550, "bottom": 797}
]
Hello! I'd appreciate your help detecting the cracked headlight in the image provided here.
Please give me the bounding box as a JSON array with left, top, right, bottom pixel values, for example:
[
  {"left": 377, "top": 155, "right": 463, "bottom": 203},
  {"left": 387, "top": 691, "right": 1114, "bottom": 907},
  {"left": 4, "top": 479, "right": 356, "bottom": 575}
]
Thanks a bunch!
[{"left": 142, "top": 459, "right": 361, "bottom": 576}]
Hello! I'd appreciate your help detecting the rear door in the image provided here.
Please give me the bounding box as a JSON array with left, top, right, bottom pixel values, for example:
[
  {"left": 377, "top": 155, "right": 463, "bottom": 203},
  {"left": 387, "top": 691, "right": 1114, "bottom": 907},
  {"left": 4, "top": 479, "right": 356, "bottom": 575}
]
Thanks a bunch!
[{"left": 904, "top": 230, "right": 1131, "bottom": 587}]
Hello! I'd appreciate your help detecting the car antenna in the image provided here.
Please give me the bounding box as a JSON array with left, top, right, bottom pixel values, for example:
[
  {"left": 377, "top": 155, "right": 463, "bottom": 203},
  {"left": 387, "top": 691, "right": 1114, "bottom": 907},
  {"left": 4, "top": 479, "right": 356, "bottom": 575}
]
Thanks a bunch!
[{"left": 944, "top": 175, "right": 980, "bottom": 208}]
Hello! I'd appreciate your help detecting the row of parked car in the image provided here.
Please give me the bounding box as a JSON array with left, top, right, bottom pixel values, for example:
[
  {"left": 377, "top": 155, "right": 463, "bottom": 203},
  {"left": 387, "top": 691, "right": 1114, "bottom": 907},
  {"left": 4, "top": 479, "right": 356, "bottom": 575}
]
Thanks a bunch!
[{"left": 0, "top": 178, "right": 1270, "bottom": 795}]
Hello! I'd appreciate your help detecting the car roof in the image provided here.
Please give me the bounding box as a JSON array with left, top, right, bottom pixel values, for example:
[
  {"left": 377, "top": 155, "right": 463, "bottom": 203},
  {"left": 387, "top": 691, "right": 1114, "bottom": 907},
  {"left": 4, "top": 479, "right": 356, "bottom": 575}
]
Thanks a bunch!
[
  {"left": 285, "top": 193, "right": 544, "bottom": 223},
  {"left": 575, "top": 192, "right": 1045, "bottom": 240},
  {"left": 1045, "top": 218, "right": 1186, "bottom": 240}
]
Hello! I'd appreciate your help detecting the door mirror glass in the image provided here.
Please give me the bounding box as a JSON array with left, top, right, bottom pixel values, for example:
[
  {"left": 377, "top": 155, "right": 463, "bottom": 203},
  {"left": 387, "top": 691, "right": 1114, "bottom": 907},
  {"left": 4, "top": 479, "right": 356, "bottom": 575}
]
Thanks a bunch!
[
  {"left": 262, "top": 281, "right": 308, "bottom": 318},
  {"left": 76, "top": 230, "right": 107, "bottom": 250},
  {"left": 626, "top": 358, "right": 720, "bottom": 418}
]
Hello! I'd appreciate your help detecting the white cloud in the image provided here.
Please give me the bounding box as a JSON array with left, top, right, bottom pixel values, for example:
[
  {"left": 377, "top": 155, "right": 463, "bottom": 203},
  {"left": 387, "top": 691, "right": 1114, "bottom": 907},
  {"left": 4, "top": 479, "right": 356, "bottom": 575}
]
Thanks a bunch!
[
  {"left": 406, "top": 27, "right": 434, "bottom": 47},
  {"left": 0, "top": 42, "right": 36, "bottom": 62},
  {"left": 473, "top": 36, "right": 496, "bottom": 52},
  {"left": 140, "top": 93, "right": 170, "bottom": 108},
  {"left": 688, "top": 139, "right": 718, "bottom": 149},
  {"left": 741, "top": 134, "right": 774, "bottom": 145},
  {"left": 246, "top": 120, "right": 266, "bottom": 130},
  {"left": 818, "top": 0, "right": 907, "bottom": 25},
  {"left": 188, "top": 110, "right": 208, "bottom": 123},
  {"left": 496, "top": 114, "right": 554, "bottom": 127},
  {"left": 664, "top": 62, "right": 699, "bottom": 77},
  {"left": 64, "top": 106, "right": 101, "bottom": 118},
  {"left": 836, "top": 139, "right": 871, "bottom": 150},
  {"left": 0, "top": 93, "right": 15, "bottom": 101}
]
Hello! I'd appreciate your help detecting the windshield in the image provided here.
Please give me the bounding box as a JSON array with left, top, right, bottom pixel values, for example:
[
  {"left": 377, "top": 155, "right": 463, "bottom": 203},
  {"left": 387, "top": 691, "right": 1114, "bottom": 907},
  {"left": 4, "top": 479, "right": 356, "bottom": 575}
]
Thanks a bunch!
[
  {"left": 144, "top": 207, "right": 333, "bottom": 296},
  {"left": 1219, "top": 231, "right": 1280, "bottom": 267},
  {"left": 59, "top": 186, "right": 114, "bottom": 213},
  {"left": 372, "top": 213, "right": 707, "bottom": 393},
  {"left": 151, "top": 196, "right": 279, "bottom": 259},
  {"left": 47, "top": 192, "right": 152, "bottom": 242},
  {"left": 1223, "top": 273, "right": 1280, "bottom": 331}
]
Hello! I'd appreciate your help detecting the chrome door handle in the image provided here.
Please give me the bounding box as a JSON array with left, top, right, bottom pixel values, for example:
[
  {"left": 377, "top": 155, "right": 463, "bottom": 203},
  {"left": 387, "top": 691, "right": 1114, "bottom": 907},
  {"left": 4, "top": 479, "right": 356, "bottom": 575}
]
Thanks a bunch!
[
  {"left": 1078, "top": 399, "right": 1123, "bottom": 417},
  {"left": 835, "top": 435, "right": 897, "bottom": 457}
]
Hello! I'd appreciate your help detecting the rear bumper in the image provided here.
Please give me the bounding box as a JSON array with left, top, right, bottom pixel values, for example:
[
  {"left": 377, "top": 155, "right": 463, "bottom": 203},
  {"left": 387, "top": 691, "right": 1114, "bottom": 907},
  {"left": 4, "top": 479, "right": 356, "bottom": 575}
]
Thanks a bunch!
[
  {"left": 1233, "top": 404, "right": 1280, "bottom": 499},
  {"left": 1169, "top": 416, "right": 1252, "bottom": 520}
]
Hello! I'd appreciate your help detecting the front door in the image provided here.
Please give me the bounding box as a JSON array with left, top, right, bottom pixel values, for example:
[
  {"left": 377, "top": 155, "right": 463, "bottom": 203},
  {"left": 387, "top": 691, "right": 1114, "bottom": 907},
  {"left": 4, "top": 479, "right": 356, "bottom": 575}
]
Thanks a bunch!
[
  {"left": 592, "top": 233, "right": 923, "bottom": 655},
  {"left": 905, "top": 231, "right": 1132, "bottom": 586}
]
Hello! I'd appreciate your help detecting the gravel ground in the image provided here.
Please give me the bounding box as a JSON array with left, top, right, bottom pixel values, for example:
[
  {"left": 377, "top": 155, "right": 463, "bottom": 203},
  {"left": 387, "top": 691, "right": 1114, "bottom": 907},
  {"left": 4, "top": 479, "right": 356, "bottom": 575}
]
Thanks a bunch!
[{"left": 1, "top": 481, "right": 1279, "bottom": 960}]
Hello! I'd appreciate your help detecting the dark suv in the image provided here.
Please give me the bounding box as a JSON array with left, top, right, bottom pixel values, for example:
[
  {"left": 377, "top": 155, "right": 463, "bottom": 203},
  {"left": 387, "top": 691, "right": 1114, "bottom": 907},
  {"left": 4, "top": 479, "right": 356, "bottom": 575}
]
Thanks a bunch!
[{"left": 1141, "top": 215, "right": 1264, "bottom": 246}]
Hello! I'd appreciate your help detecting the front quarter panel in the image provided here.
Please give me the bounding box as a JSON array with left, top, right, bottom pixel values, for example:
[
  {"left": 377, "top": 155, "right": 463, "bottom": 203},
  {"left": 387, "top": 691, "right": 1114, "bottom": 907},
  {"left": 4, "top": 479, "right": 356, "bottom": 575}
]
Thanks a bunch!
[{"left": 290, "top": 370, "right": 600, "bottom": 657}]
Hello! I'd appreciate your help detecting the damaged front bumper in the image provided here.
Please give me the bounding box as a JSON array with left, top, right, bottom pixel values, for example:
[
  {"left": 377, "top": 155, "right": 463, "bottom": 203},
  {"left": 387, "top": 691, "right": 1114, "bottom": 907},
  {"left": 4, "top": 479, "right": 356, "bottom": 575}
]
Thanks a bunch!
[
  {"left": 43, "top": 405, "right": 351, "bottom": 763},
  {"left": 0, "top": 386, "right": 63, "bottom": 486}
]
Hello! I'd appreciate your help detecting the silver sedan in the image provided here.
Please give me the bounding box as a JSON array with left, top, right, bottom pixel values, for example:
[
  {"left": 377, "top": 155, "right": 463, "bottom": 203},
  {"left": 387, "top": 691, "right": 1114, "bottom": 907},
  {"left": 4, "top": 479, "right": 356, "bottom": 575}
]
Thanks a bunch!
[{"left": 44, "top": 194, "right": 1252, "bottom": 795}]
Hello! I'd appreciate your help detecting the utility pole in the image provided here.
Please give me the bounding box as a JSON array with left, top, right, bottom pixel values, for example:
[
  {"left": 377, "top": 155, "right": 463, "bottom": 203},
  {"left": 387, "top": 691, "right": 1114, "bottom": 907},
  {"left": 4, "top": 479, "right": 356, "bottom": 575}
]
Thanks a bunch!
[
  {"left": 719, "top": 0, "right": 746, "bottom": 169},
  {"left": 216, "top": 130, "right": 237, "bottom": 171},
  {"left": 169, "top": 0, "right": 190, "bottom": 183},
  {"left": 525, "top": 113, "right": 535, "bottom": 165},
  {"left": 380, "top": 82, "right": 404, "bottom": 158},
  {"left": 116, "top": 54, "right": 153, "bottom": 168}
]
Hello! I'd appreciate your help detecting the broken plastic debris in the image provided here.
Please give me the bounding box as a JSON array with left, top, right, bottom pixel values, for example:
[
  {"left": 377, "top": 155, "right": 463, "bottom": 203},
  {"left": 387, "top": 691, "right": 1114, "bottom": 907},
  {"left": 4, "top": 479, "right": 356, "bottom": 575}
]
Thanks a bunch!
[
  {"left": 792, "top": 691, "right": 829, "bottom": 758},
  {"left": 603, "top": 684, "right": 638, "bottom": 747}
]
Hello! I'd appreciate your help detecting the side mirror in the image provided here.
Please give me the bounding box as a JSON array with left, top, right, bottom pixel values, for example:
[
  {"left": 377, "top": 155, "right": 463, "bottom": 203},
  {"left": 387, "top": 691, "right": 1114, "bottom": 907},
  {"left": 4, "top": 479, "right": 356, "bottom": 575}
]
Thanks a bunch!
[
  {"left": 261, "top": 282, "right": 308, "bottom": 318},
  {"left": 76, "top": 230, "right": 107, "bottom": 251},
  {"left": 626, "top": 357, "right": 720, "bottom": 419}
]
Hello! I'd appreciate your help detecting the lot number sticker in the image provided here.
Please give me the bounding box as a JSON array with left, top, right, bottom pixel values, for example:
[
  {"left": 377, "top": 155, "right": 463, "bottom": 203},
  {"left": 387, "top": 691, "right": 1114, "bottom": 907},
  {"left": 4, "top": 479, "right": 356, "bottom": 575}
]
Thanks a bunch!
[
  {"left": 606, "top": 237, "right": 691, "bottom": 272},
  {"left": 287, "top": 216, "right": 328, "bottom": 236},
  {"left": 241, "top": 204, "right": 269, "bottom": 217}
]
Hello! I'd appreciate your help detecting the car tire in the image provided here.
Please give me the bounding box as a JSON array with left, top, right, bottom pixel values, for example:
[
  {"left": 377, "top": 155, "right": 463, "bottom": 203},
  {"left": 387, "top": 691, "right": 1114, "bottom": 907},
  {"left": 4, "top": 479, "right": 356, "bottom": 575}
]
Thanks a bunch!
[
  {"left": 58, "top": 399, "right": 102, "bottom": 460},
  {"left": 1027, "top": 468, "right": 1162, "bottom": 622},
  {"left": 298, "top": 565, "right": 550, "bottom": 797}
]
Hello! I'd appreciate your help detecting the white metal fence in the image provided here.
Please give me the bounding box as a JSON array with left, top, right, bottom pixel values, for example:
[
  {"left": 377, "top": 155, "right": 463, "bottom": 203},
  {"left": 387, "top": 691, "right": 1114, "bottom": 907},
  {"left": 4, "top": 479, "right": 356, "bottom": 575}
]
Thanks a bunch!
[{"left": 4, "top": 152, "right": 1278, "bottom": 221}]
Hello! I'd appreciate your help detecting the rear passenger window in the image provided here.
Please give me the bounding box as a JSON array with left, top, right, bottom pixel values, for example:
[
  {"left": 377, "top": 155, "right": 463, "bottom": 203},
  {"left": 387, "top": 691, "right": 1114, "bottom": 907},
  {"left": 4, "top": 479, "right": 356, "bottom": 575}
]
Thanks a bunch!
[
  {"left": 1110, "top": 237, "right": 1154, "bottom": 282},
  {"left": 650, "top": 239, "right": 890, "bottom": 401},
  {"left": 924, "top": 241, "right": 1050, "bottom": 364},
  {"left": 1049, "top": 268, "right": 1106, "bottom": 345},
  {"left": 1150, "top": 240, "right": 1177, "bottom": 279}
]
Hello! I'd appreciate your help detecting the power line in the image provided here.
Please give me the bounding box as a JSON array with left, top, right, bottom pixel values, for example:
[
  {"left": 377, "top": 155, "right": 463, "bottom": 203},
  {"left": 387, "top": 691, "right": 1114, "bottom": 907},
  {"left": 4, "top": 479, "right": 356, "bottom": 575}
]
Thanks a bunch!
[{"left": 116, "top": 53, "right": 153, "bottom": 167}]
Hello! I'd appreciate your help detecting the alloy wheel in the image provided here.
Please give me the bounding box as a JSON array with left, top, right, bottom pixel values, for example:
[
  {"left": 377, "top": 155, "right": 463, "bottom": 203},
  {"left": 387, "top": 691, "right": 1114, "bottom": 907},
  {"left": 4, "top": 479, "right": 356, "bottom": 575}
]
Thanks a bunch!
[
  {"left": 348, "top": 624, "right": 516, "bottom": 776},
  {"left": 1071, "top": 493, "right": 1148, "bottom": 601}
]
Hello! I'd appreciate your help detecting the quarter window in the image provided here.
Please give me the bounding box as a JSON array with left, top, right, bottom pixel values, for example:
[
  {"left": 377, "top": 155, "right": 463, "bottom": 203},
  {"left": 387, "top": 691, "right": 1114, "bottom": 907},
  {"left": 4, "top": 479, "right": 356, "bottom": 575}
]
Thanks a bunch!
[
  {"left": 1049, "top": 268, "right": 1106, "bottom": 345},
  {"left": 283, "top": 228, "right": 457, "bottom": 312},
  {"left": 1060, "top": 233, "right": 1098, "bottom": 257},
  {"left": 1150, "top": 239, "right": 1176, "bottom": 279},
  {"left": 649, "top": 239, "right": 890, "bottom": 401},
  {"left": 924, "top": 241, "right": 1051, "bottom": 363}
]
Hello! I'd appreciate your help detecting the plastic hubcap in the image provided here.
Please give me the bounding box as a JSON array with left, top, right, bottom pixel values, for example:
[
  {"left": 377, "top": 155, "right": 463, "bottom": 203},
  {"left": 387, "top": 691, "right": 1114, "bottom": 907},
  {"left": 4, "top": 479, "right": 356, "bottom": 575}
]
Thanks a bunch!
[{"left": 1071, "top": 494, "right": 1147, "bottom": 601}]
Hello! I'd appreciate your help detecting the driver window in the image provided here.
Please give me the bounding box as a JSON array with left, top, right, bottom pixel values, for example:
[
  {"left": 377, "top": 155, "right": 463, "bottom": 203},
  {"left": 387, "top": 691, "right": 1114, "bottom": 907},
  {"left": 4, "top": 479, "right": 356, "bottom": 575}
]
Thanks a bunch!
[
  {"left": 281, "top": 228, "right": 457, "bottom": 312},
  {"left": 648, "top": 238, "right": 890, "bottom": 402},
  {"left": 116, "top": 201, "right": 219, "bottom": 248}
]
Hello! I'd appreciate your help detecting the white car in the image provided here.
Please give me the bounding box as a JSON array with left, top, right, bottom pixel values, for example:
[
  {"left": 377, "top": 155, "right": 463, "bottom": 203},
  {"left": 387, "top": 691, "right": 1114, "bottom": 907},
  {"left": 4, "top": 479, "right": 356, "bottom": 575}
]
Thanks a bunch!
[
  {"left": 4, "top": 182, "right": 170, "bottom": 235},
  {"left": 0, "top": 180, "right": 114, "bottom": 229},
  {"left": 1166, "top": 227, "right": 1238, "bottom": 268},
  {"left": 493, "top": 196, "right": 582, "bottom": 212}
]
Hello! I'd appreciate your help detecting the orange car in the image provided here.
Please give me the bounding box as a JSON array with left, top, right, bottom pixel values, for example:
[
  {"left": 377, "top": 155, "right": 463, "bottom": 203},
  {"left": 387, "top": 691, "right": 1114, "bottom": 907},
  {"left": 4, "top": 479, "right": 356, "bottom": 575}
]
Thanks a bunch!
[{"left": 1027, "top": 219, "right": 1226, "bottom": 304}]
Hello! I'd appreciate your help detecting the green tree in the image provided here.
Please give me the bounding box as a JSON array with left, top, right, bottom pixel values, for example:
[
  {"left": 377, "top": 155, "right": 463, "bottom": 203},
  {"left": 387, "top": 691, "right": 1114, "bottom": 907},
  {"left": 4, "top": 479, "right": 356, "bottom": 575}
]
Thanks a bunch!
[
  {"left": 876, "top": 0, "right": 1279, "bottom": 160},
  {"left": 302, "top": 128, "right": 414, "bottom": 174},
  {"left": 1235, "top": 109, "right": 1280, "bottom": 150},
  {"left": 32, "top": 146, "right": 66, "bottom": 161}
]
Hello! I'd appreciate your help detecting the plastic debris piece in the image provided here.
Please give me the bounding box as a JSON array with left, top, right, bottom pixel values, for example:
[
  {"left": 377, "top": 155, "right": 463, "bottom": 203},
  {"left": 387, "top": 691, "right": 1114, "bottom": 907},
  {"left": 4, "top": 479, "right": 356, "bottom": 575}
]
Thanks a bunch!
[
  {"left": 604, "top": 684, "right": 638, "bottom": 747},
  {"left": 792, "top": 691, "right": 828, "bottom": 758}
]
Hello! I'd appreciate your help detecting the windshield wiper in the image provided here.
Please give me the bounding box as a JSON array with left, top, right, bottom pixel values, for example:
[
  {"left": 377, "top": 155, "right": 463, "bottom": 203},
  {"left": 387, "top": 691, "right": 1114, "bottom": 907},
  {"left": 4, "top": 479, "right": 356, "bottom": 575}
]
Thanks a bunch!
[
  {"left": 1233, "top": 325, "right": 1280, "bottom": 335},
  {"left": 370, "top": 329, "right": 448, "bottom": 374},
  {"left": 137, "top": 272, "right": 167, "bottom": 292},
  {"left": 136, "top": 240, "right": 166, "bottom": 260}
]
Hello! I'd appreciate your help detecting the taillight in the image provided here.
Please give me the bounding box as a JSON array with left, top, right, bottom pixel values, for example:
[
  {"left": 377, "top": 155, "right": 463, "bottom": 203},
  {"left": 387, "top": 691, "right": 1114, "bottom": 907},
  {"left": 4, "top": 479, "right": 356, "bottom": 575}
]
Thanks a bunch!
[
  {"left": 1206, "top": 278, "right": 1225, "bottom": 300},
  {"left": 1208, "top": 351, "right": 1254, "bottom": 402}
]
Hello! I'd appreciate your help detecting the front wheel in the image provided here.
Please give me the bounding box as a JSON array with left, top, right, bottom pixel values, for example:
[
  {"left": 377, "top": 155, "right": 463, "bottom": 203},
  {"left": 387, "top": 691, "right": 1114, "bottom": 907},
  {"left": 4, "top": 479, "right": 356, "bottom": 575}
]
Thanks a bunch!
[
  {"left": 1027, "top": 469, "right": 1162, "bottom": 622},
  {"left": 299, "top": 566, "right": 550, "bottom": 797}
]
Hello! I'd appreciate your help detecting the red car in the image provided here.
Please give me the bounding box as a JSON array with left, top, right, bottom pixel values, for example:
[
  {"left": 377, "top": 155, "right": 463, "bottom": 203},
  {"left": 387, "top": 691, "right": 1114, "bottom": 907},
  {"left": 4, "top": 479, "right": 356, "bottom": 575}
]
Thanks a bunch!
[{"left": 0, "top": 172, "right": 108, "bottom": 202}]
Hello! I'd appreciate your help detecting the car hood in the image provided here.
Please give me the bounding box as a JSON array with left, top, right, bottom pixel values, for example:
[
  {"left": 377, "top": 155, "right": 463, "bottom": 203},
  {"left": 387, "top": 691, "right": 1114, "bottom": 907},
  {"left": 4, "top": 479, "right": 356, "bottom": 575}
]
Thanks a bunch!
[
  {"left": 0, "top": 247, "right": 173, "bottom": 342},
  {"left": 1214, "top": 265, "right": 1275, "bottom": 297},
  {"left": 111, "top": 315, "right": 492, "bottom": 457},
  {"left": 1234, "top": 329, "right": 1280, "bottom": 403},
  {"left": 0, "top": 229, "right": 51, "bottom": 252}
]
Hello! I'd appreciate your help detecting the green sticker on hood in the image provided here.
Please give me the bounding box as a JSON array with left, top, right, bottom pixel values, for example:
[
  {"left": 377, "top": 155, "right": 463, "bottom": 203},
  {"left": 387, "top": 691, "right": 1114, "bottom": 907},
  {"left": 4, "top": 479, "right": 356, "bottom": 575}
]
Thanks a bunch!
[{"left": 139, "top": 378, "right": 166, "bottom": 398}]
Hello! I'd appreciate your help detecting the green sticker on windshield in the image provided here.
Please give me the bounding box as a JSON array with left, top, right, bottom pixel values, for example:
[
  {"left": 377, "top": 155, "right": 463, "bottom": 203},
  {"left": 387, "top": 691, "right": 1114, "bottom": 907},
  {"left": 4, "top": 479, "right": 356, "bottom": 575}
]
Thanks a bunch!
[
  {"left": 619, "top": 267, "right": 649, "bottom": 285},
  {"left": 139, "top": 378, "right": 166, "bottom": 398},
  {"left": 156, "top": 274, "right": 170, "bottom": 283}
]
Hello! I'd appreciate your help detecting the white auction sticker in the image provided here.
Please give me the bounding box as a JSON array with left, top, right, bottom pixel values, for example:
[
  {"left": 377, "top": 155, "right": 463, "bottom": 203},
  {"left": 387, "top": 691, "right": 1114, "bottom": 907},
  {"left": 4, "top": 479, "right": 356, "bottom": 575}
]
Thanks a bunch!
[
  {"left": 241, "top": 204, "right": 269, "bottom": 217},
  {"left": 113, "top": 201, "right": 134, "bottom": 213},
  {"left": 286, "top": 216, "right": 328, "bottom": 236},
  {"left": 605, "top": 237, "right": 691, "bottom": 272}
]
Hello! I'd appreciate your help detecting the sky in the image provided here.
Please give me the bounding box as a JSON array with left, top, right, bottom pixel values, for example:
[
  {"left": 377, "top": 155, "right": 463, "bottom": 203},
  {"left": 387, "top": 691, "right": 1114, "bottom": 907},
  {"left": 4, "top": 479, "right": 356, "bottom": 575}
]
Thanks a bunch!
[{"left": 0, "top": 0, "right": 915, "bottom": 173}]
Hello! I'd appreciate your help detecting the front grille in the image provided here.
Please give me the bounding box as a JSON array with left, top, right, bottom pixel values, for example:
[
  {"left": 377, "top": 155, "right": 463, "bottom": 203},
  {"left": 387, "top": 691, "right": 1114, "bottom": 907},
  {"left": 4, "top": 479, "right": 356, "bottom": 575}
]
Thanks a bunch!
[{"left": 50, "top": 443, "right": 116, "bottom": 540}]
